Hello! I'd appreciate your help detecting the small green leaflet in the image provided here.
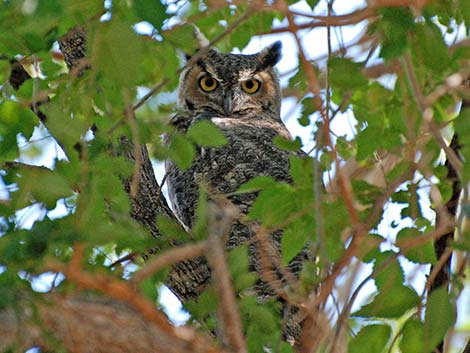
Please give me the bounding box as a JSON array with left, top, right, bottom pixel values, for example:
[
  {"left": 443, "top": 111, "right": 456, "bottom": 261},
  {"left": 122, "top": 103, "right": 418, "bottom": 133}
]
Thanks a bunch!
[
  {"left": 424, "top": 287, "right": 456, "bottom": 353},
  {"left": 328, "top": 57, "right": 368, "bottom": 91},
  {"left": 373, "top": 251, "right": 404, "bottom": 290},
  {"left": 237, "top": 176, "right": 279, "bottom": 194},
  {"left": 353, "top": 285, "right": 420, "bottom": 318},
  {"left": 168, "top": 133, "right": 196, "bottom": 170},
  {"left": 187, "top": 120, "right": 228, "bottom": 147},
  {"left": 156, "top": 214, "right": 187, "bottom": 241},
  {"left": 274, "top": 135, "right": 302, "bottom": 151},
  {"left": 396, "top": 227, "right": 437, "bottom": 264},
  {"left": 349, "top": 324, "right": 391, "bottom": 353},
  {"left": 281, "top": 218, "right": 310, "bottom": 265},
  {"left": 133, "top": 0, "right": 166, "bottom": 30},
  {"left": 400, "top": 318, "right": 424, "bottom": 353},
  {"left": 90, "top": 19, "right": 143, "bottom": 86},
  {"left": 0, "top": 101, "right": 36, "bottom": 161}
]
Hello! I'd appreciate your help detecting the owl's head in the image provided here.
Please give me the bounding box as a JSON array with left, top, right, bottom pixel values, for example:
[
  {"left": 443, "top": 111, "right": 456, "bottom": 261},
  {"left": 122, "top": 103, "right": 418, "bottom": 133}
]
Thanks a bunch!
[{"left": 178, "top": 41, "right": 282, "bottom": 120}]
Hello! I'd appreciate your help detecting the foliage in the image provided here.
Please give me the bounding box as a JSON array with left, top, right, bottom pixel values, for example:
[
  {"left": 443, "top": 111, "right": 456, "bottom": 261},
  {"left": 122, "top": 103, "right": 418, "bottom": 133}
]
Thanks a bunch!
[{"left": 0, "top": 0, "right": 469, "bottom": 352}]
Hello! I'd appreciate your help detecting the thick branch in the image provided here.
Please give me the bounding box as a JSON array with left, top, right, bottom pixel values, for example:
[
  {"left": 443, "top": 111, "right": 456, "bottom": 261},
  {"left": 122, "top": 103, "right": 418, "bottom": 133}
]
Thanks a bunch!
[{"left": 0, "top": 293, "right": 223, "bottom": 353}]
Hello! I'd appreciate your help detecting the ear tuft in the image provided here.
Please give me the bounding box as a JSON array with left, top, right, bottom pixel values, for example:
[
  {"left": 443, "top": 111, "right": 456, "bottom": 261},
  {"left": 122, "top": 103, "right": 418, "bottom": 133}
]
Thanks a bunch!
[
  {"left": 192, "top": 25, "right": 210, "bottom": 49},
  {"left": 179, "top": 26, "right": 213, "bottom": 63},
  {"left": 258, "top": 41, "right": 282, "bottom": 69}
]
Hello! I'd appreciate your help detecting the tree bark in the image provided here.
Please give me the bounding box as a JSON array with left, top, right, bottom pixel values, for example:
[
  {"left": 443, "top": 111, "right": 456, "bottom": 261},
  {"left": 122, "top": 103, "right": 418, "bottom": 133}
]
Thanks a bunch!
[{"left": 0, "top": 293, "right": 223, "bottom": 353}]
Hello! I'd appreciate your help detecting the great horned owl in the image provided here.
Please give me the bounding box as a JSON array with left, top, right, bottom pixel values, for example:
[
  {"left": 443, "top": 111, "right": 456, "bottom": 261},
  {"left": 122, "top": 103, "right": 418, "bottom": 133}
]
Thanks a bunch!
[{"left": 165, "top": 41, "right": 306, "bottom": 339}]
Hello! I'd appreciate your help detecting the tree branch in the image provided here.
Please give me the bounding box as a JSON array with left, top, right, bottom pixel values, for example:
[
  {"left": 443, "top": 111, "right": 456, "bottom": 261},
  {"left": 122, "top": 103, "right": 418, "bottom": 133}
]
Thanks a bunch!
[
  {"left": 131, "top": 241, "right": 208, "bottom": 285},
  {"left": 205, "top": 198, "right": 246, "bottom": 353},
  {"left": 0, "top": 293, "right": 224, "bottom": 353}
]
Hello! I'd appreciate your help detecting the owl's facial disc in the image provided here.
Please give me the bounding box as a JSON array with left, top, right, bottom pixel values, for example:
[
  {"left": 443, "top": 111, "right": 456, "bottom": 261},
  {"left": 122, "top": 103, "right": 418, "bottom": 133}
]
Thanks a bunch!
[
  {"left": 195, "top": 70, "right": 266, "bottom": 116},
  {"left": 179, "top": 42, "right": 282, "bottom": 118}
]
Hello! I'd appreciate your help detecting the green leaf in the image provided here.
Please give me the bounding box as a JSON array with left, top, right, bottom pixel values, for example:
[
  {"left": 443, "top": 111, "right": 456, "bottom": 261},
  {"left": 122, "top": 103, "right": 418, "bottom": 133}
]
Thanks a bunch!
[
  {"left": 289, "top": 155, "right": 314, "bottom": 188},
  {"left": 241, "top": 296, "right": 281, "bottom": 352},
  {"left": 396, "top": 227, "right": 437, "bottom": 264},
  {"left": 274, "top": 136, "right": 302, "bottom": 151},
  {"left": 187, "top": 120, "right": 228, "bottom": 147},
  {"left": 280, "top": 342, "right": 294, "bottom": 353},
  {"left": 281, "top": 218, "right": 309, "bottom": 265},
  {"left": 228, "top": 246, "right": 250, "bottom": 275},
  {"left": 0, "top": 271, "right": 29, "bottom": 309},
  {"left": 23, "top": 32, "right": 50, "bottom": 53},
  {"left": 306, "top": 0, "right": 321, "bottom": 9},
  {"left": 460, "top": 0, "right": 470, "bottom": 28},
  {"left": 323, "top": 201, "right": 349, "bottom": 261},
  {"left": 168, "top": 133, "right": 196, "bottom": 170},
  {"left": 354, "top": 285, "right": 420, "bottom": 318},
  {"left": 299, "top": 261, "right": 321, "bottom": 294},
  {"left": 400, "top": 318, "right": 424, "bottom": 353},
  {"left": 289, "top": 65, "right": 308, "bottom": 93},
  {"left": 163, "top": 24, "right": 199, "bottom": 54},
  {"left": 424, "top": 287, "right": 456, "bottom": 352},
  {"left": 25, "top": 228, "right": 50, "bottom": 257},
  {"left": 329, "top": 57, "right": 368, "bottom": 91},
  {"left": 336, "top": 136, "right": 353, "bottom": 160},
  {"left": 11, "top": 166, "right": 74, "bottom": 210},
  {"left": 185, "top": 288, "right": 218, "bottom": 323},
  {"left": 373, "top": 251, "right": 404, "bottom": 290},
  {"left": 231, "top": 12, "right": 275, "bottom": 49},
  {"left": 42, "top": 99, "right": 89, "bottom": 152},
  {"left": 192, "top": 187, "right": 208, "bottom": 239},
  {"left": 356, "top": 118, "right": 385, "bottom": 161},
  {"left": 454, "top": 108, "right": 470, "bottom": 182},
  {"left": 133, "top": 0, "right": 166, "bottom": 30},
  {"left": 413, "top": 22, "right": 449, "bottom": 72},
  {"left": 90, "top": 18, "right": 143, "bottom": 86},
  {"left": 298, "top": 96, "right": 316, "bottom": 126},
  {"left": 377, "top": 7, "right": 415, "bottom": 60},
  {"left": 139, "top": 278, "right": 158, "bottom": 302},
  {"left": 228, "top": 246, "right": 256, "bottom": 291},
  {"left": 237, "top": 176, "right": 278, "bottom": 193},
  {"left": 0, "top": 101, "right": 37, "bottom": 161},
  {"left": 156, "top": 214, "right": 187, "bottom": 241},
  {"left": 248, "top": 184, "right": 296, "bottom": 227},
  {"left": 349, "top": 324, "right": 391, "bottom": 353}
]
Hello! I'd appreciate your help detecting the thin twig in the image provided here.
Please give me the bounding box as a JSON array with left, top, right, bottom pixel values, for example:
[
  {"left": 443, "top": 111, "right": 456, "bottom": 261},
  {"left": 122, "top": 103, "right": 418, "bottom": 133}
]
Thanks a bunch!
[
  {"left": 131, "top": 242, "right": 207, "bottom": 285},
  {"left": 205, "top": 199, "right": 246, "bottom": 353},
  {"left": 423, "top": 247, "right": 453, "bottom": 296},
  {"left": 124, "top": 90, "right": 143, "bottom": 199},
  {"left": 268, "top": 7, "right": 376, "bottom": 34},
  {"left": 255, "top": 227, "right": 292, "bottom": 302},
  {"left": 366, "top": 168, "right": 416, "bottom": 229},
  {"left": 396, "top": 223, "right": 455, "bottom": 250},
  {"left": 424, "top": 113, "right": 462, "bottom": 177},
  {"left": 402, "top": 54, "right": 463, "bottom": 177},
  {"left": 2, "top": 161, "right": 51, "bottom": 172},
  {"left": 132, "top": 78, "right": 171, "bottom": 112}
]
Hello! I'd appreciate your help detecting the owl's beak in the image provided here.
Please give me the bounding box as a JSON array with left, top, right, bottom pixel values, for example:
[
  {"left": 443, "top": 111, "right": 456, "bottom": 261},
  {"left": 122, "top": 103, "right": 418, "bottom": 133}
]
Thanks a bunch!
[{"left": 223, "top": 93, "right": 233, "bottom": 116}]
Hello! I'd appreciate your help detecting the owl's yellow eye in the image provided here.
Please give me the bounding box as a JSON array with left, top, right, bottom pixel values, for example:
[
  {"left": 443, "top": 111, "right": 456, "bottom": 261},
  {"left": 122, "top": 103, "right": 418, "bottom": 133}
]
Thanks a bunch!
[
  {"left": 198, "top": 75, "right": 219, "bottom": 92},
  {"left": 241, "top": 79, "right": 261, "bottom": 94}
]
